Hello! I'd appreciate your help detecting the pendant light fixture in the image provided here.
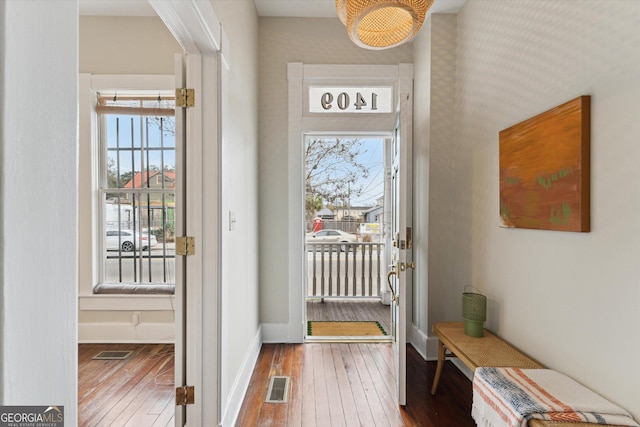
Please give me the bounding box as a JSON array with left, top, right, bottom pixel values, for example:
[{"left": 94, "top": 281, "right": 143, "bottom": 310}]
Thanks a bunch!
[{"left": 336, "top": 0, "right": 434, "bottom": 50}]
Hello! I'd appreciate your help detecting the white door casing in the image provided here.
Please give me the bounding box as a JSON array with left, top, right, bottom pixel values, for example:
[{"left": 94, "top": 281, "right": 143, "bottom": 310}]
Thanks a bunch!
[
  {"left": 287, "top": 63, "right": 414, "bottom": 405},
  {"left": 150, "top": 1, "right": 227, "bottom": 425}
]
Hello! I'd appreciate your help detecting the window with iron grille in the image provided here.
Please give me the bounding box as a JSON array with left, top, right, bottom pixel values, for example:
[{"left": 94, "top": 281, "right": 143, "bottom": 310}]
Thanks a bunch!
[{"left": 96, "top": 93, "right": 176, "bottom": 292}]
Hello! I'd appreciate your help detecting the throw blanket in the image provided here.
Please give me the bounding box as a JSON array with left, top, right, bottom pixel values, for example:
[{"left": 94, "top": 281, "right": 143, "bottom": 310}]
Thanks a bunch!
[{"left": 472, "top": 368, "right": 639, "bottom": 427}]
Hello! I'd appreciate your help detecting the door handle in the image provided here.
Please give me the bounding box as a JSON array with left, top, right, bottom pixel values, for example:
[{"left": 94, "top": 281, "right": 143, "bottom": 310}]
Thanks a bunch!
[{"left": 386, "top": 270, "right": 399, "bottom": 306}]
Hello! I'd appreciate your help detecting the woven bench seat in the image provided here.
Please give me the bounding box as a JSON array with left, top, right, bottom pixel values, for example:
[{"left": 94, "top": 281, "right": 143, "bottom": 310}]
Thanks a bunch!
[{"left": 430, "top": 321, "right": 543, "bottom": 395}]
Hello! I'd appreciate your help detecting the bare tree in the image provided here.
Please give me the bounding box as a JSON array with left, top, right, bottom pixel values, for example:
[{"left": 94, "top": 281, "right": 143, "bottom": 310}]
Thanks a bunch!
[
  {"left": 148, "top": 116, "right": 175, "bottom": 137},
  {"left": 305, "top": 137, "right": 369, "bottom": 219}
]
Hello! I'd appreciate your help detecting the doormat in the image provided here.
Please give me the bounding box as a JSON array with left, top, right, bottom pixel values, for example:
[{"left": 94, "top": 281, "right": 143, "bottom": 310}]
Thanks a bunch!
[{"left": 307, "top": 321, "right": 387, "bottom": 337}]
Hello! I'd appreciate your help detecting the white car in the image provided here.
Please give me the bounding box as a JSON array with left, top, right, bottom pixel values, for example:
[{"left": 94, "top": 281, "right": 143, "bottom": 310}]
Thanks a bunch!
[
  {"left": 106, "top": 229, "right": 158, "bottom": 252},
  {"left": 306, "top": 229, "right": 359, "bottom": 251}
]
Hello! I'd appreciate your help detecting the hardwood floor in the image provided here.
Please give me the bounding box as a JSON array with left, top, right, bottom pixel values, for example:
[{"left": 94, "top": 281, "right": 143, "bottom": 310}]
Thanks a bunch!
[
  {"left": 78, "top": 339, "right": 475, "bottom": 426},
  {"left": 78, "top": 343, "right": 175, "bottom": 427},
  {"left": 404, "top": 345, "right": 475, "bottom": 427},
  {"left": 236, "top": 343, "right": 475, "bottom": 427}
]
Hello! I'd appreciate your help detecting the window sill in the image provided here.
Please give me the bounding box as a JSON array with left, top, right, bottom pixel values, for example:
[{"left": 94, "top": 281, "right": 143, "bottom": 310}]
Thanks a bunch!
[
  {"left": 93, "top": 283, "right": 175, "bottom": 295},
  {"left": 79, "top": 293, "right": 176, "bottom": 311}
]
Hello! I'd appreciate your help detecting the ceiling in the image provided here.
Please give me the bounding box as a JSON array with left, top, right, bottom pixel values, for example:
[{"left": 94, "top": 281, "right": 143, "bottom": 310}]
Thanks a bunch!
[
  {"left": 79, "top": 0, "right": 157, "bottom": 16},
  {"left": 255, "top": 0, "right": 468, "bottom": 17},
  {"left": 79, "top": 0, "right": 468, "bottom": 18}
]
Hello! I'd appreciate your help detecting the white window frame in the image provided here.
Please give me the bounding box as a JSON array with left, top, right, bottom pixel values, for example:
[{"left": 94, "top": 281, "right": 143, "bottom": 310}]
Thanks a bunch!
[
  {"left": 96, "top": 95, "right": 175, "bottom": 290},
  {"left": 78, "top": 74, "right": 176, "bottom": 311}
]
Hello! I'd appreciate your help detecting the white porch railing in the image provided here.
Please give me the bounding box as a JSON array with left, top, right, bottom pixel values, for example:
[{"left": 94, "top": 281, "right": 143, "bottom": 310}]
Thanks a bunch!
[{"left": 306, "top": 242, "right": 385, "bottom": 298}]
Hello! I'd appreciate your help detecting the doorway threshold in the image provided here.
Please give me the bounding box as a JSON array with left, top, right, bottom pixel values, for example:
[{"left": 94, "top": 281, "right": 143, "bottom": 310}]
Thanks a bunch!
[{"left": 305, "top": 335, "right": 392, "bottom": 343}]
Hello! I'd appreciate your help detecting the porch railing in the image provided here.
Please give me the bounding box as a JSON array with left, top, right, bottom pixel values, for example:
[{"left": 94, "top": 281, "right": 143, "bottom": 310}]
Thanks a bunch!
[{"left": 306, "top": 242, "right": 385, "bottom": 298}]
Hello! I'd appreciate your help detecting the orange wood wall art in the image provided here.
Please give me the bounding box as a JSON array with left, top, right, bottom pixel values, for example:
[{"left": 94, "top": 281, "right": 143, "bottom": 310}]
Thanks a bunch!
[{"left": 499, "top": 96, "right": 590, "bottom": 232}]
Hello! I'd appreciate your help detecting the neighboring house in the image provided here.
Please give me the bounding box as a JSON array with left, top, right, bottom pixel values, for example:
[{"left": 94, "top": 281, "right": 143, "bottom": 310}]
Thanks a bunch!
[
  {"left": 333, "top": 205, "right": 372, "bottom": 221},
  {"left": 316, "top": 206, "right": 335, "bottom": 220},
  {"left": 105, "top": 202, "right": 134, "bottom": 230},
  {"left": 122, "top": 170, "right": 176, "bottom": 204},
  {"left": 120, "top": 171, "right": 176, "bottom": 229},
  {"left": 363, "top": 205, "right": 383, "bottom": 223}
]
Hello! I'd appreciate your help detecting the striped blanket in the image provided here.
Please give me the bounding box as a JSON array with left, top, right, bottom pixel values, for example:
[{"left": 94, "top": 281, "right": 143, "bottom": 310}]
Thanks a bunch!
[{"left": 472, "top": 368, "right": 639, "bottom": 427}]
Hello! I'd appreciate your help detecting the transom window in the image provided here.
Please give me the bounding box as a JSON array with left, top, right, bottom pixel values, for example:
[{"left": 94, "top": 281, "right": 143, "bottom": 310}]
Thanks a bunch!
[{"left": 96, "top": 93, "right": 176, "bottom": 292}]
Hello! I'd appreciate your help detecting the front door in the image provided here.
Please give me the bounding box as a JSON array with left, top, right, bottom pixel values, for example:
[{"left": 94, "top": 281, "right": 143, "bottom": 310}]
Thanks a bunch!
[{"left": 388, "top": 77, "right": 413, "bottom": 405}]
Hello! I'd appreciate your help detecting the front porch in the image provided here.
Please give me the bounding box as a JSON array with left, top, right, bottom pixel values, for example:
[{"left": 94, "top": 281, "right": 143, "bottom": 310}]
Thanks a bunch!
[{"left": 305, "top": 241, "right": 391, "bottom": 337}]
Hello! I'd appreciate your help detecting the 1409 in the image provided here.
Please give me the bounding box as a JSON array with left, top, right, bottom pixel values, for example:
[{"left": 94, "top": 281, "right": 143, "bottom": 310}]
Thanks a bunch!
[{"left": 321, "top": 92, "right": 378, "bottom": 111}]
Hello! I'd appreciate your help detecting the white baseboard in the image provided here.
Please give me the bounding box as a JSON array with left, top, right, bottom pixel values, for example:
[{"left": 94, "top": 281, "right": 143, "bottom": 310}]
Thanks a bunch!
[
  {"left": 408, "top": 323, "right": 428, "bottom": 359},
  {"left": 408, "top": 323, "right": 442, "bottom": 361},
  {"left": 411, "top": 324, "right": 474, "bottom": 381},
  {"left": 221, "top": 326, "right": 263, "bottom": 427},
  {"left": 78, "top": 322, "right": 174, "bottom": 343},
  {"left": 451, "top": 358, "right": 473, "bottom": 381},
  {"left": 261, "top": 323, "right": 290, "bottom": 343},
  {"left": 425, "top": 334, "right": 441, "bottom": 361}
]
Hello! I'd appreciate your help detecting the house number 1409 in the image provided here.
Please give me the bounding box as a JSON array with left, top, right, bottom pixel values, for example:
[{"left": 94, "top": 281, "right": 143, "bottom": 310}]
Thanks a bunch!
[{"left": 321, "top": 92, "right": 378, "bottom": 111}]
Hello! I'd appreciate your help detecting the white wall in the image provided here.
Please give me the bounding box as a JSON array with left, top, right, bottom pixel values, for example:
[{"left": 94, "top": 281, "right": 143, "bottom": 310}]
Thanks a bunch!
[
  {"left": 0, "top": 0, "right": 78, "bottom": 420},
  {"left": 258, "top": 17, "right": 413, "bottom": 335},
  {"left": 412, "top": 14, "right": 458, "bottom": 357},
  {"left": 422, "top": 0, "right": 640, "bottom": 418},
  {"left": 209, "top": 0, "right": 261, "bottom": 423},
  {"left": 80, "top": 16, "right": 180, "bottom": 74}
]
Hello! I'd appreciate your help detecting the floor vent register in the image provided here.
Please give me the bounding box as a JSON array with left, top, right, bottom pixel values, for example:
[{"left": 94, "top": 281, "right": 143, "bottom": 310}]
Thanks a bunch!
[
  {"left": 92, "top": 350, "right": 133, "bottom": 360},
  {"left": 265, "top": 376, "right": 290, "bottom": 403}
]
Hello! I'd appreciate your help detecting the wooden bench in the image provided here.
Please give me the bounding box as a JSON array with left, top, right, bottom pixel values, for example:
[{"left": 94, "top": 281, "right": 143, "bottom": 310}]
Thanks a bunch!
[
  {"left": 430, "top": 322, "right": 631, "bottom": 427},
  {"left": 430, "top": 321, "right": 543, "bottom": 395}
]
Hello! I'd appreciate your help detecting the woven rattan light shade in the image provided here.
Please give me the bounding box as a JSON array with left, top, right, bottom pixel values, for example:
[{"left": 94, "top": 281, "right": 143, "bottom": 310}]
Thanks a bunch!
[{"left": 336, "top": 0, "right": 434, "bottom": 49}]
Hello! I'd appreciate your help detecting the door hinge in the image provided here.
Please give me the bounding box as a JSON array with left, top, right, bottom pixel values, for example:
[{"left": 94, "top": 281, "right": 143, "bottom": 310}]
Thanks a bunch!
[
  {"left": 175, "top": 236, "right": 195, "bottom": 256},
  {"left": 176, "top": 385, "right": 195, "bottom": 405},
  {"left": 175, "top": 88, "right": 195, "bottom": 108}
]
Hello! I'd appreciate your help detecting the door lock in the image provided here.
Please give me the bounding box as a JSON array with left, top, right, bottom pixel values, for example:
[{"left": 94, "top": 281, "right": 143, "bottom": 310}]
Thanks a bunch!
[{"left": 398, "top": 261, "right": 416, "bottom": 271}]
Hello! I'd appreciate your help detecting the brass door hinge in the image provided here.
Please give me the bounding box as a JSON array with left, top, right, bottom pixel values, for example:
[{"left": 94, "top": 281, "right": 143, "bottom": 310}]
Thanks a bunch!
[
  {"left": 175, "top": 88, "right": 195, "bottom": 108},
  {"left": 175, "top": 236, "right": 195, "bottom": 256},
  {"left": 176, "top": 385, "right": 195, "bottom": 405}
]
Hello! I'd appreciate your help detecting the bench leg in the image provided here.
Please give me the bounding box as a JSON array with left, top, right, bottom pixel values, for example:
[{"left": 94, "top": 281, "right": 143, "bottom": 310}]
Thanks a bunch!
[{"left": 431, "top": 340, "right": 446, "bottom": 395}]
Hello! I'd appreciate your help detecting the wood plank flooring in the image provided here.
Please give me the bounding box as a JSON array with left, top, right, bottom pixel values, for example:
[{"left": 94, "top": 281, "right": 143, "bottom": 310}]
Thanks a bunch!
[
  {"left": 78, "top": 343, "right": 175, "bottom": 427},
  {"left": 404, "top": 345, "right": 476, "bottom": 427},
  {"left": 78, "top": 337, "right": 475, "bottom": 426},
  {"left": 236, "top": 343, "right": 475, "bottom": 427}
]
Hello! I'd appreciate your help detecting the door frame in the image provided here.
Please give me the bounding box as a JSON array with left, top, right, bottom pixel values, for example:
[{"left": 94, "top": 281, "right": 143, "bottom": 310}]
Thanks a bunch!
[
  {"left": 287, "top": 63, "right": 414, "bottom": 344},
  {"left": 149, "top": 1, "right": 228, "bottom": 425}
]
